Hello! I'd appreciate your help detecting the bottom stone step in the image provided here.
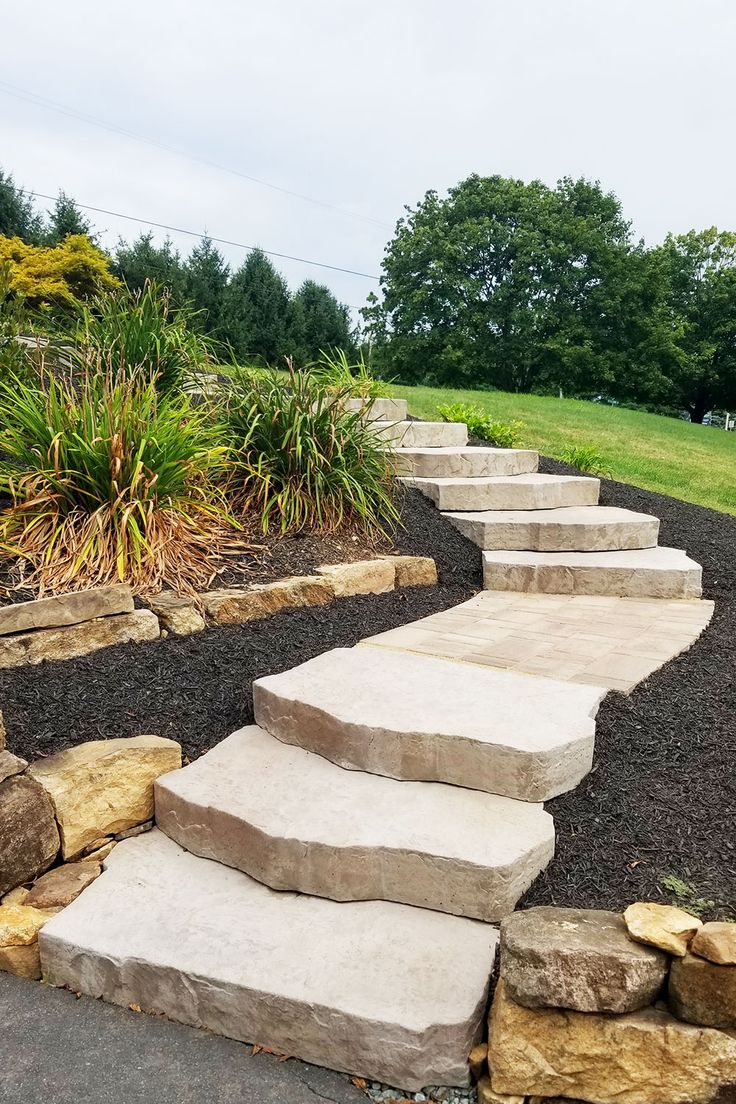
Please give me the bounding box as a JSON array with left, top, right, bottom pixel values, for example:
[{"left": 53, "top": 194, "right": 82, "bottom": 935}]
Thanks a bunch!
[{"left": 40, "top": 831, "right": 498, "bottom": 1092}]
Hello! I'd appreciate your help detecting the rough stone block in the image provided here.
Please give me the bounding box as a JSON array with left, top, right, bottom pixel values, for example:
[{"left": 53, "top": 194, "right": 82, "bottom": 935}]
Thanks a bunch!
[
  {"left": 488, "top": 979, "right": 736, "bottom": 1104},
  {"left": 499, "top": 906, "right": 668, "bottom": 1013},
  {"left": 669, "top": 952, "right": 736, "bottom": 1029},
  {"left": 0, "top": 609, "right": 160, "bottom": 669},
  {"left": 146, "top": 591, "right": 205, "bottom": 635},
  {"left": 0, "top": 775, "right": 59, "bottom": 895},
  {"left": 344, "top": 397, "right": 408, "bottom": 421},
  {"left": 315, "top": 558, "right": 395, "bottom": 597},
  {"left": 40, "top": 831, "right": 499, "bottom": 1092},
  {"left": 0, "top": 749, "right": 28, "bottom": 783},
  {"left": 28, "top": 735, "right": 182, "bottom": 860},
  {"left": 445, "top": 505, "right": 659, "bottom": 552},
  {"left": 202, "top": 576, "right": 334, "bottom": 625},
  {"left": 692, "top": 922, "right": 736, "bottom": 965},
  {"left": 373, "top": 420, "right": 469, "bottom": 448},
  {"left": 394, "top": 446, "right": 538, "bottom": 479},
  {"left": 409, "top": 472, "right": 599, "bottom": 512},
  {"left": 0, "top": 584, "right": 133, "bottom": 637},
  {"left": 25, "top": 862, "right": 102, "bottom": 909},
  {"left": 388, "top": 555, "right": 438, "bottom": 588},
  {"left": 624, "top": 901, "right": 702, "bottom": 957}
]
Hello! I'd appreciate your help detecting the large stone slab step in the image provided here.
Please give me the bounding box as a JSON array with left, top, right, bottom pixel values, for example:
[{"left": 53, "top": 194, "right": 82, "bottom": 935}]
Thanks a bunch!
[
  {"left": 155, "top": 726, "right": 555, "bottom": 922},
  {"left": 344, "top": 396, "right": 408, "bottom": 421},
  {"left": 446, "top": 505, "right": 660, "bottom": 552},
  {"left": 39, "top": 830, "right": 498, "bottom": 1091},
  {"left": 396, "top": 446, "right": 539, "bottom": 479},
  {"left": 373, "top": 420, "right": 468, "bottom": 448},
  {"left": 253, "top": 647, "right": 604, "bottom": 802},
  {"left": 405, "top": 472, "right": 600, "bottom": 512},
  {"left": 483, "top": 546, "right": 703, "bottom": 598}
]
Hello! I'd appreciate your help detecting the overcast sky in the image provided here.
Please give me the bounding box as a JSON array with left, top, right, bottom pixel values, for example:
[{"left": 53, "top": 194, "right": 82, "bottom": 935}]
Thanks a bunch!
[{"left": 2, "top": 0, "right": 734, "bottom": 312}]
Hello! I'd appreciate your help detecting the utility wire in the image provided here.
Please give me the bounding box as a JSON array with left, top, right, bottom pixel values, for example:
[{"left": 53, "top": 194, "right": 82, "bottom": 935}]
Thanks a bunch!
[
  {"left": 29, "top": 190, "right": 381, "bottom": 281},
  {"left": 0, "top": 79, "right": 392, "bottom": 232}
]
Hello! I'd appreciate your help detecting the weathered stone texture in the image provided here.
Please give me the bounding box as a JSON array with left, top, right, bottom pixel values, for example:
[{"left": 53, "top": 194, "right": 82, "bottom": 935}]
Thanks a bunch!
[
  {"left": 316, "top": 559, "right": 395, "bottom": 597},
  {"left": 0, "top": 608, "right": 160, "bottom": 669},
  {"left": 669, "top": 952, "right": 736, "bottom": 1029},
  {"left": 0, "top": 775, "right": 59, "bottom": 895},
  {"left": 146, "top": 591, "right": 205, "bottom": 635},
  {"left": 0, "top": 584, "right": 133, "bottom": 636},
  {"left": 25, "top": 862, "right": 101, "bottom": 909},
  {"left": 692, "top": 922, "right": 736, "bottom": 966},
  {"left": 624, "top": 901, "right": 702, "bottom": 957},
  {"left": 0, "top": 749, "right": 28, "bottom": 783},
  {"left": 202, "top": 576, "right": 334, "bottom": 625},
  {"left": 389, "top": 555, "right": 438, "bottom": 588}
]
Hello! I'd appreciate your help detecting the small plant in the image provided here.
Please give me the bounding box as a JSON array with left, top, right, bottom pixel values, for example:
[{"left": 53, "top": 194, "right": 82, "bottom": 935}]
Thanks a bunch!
[
  {"left": 560, "top": 444, "right": 612, "bottom": 478},
  {"left": 223, "top": 362, "right": 400, "bottom": 534},
  {"left": 660, "top": 874, "right": 718, "bottom": 919},
  {"left": 0, "top": 365, "right": 242, "bottom": 595},
  {"left": 437, "top": 401, "right": 525, "bottom": 448},
  {"left": 311, "top": 349, "right": 390, "bottom": 400},
  {"left": 67, "top": 281, "right": 214, "bottom": 394}
]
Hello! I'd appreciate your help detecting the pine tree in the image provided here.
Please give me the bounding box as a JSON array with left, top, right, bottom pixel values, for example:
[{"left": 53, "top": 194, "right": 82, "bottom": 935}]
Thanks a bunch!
[
  {"left": 43, "top": 191, "right": 94, "bottom": 244},
  {"left": 183, "top": 235, "right": 230, "bottom": 339},
  {"left": 290, "top": 279, "right": 356, "bottom": 364},
  {"left": 113, "top": 233, "right": 187, "bottom": 301},
  {"left": 0, "top": 168, "right": 43, "bottom": 242},
  {"left": 223, "top": 248, "right": 292, "bottom": 365}
]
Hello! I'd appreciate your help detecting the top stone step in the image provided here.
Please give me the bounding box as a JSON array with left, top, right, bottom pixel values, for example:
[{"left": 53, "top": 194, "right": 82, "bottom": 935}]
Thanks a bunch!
[
  {"left": 373, "top": 420, "right": 469, "bottom": 448},
  {"left": 407, "top": 472, "right": 600, "bottom": 512},
  {"left": 396, "top": 446, "right": 539, "bottom": 479},
  {"left": 344, "top": 396, "right": 408, "bottom": 422}
]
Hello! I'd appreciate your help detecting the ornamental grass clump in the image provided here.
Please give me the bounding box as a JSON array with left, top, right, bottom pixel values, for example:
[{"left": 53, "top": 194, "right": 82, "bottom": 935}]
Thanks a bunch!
[
  {"left": 310, "top": 348, "right": 390, "bottom": 400},
  {"left": 0, "top": 366, "right": 242, "bottom": 595},
  {"left": 223, "top": 363, "right": 400, "bottom": 534}
]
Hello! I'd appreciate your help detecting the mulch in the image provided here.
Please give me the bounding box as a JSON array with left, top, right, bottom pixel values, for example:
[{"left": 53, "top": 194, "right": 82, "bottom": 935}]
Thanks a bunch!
[{"left": 1, "top": 465, "right": 734, "bottom": 917}]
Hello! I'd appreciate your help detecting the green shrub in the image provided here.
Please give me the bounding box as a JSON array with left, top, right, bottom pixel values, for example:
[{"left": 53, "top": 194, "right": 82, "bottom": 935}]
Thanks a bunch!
[
  {"left": 67, "top": 281, "right": 214, "bottom": 394},
  {"left": 560, "top": 444, "right": 611, "bottom": 477},
  {"left": 437, "top": 401, "right": 525, "bottom": 448},
  {"left": 223, "top": 363, "right": 400, "bottom": 534},
  {"left": 0, "top": 367, "right": 240, "bottom": 595},
  {"left": 310, "top": 348, "right": 390, "bottom": 399}
]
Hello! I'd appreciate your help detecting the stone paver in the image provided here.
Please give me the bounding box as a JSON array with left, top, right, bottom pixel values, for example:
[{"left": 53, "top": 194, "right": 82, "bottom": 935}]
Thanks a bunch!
[
  {"left": 373, "top": 420, "right": 469, "bottom": 447},
  {"left": 155, "top": 725, "right": 555, "bottom": 921},
  {"left": 40, "top": 830, "right": 498, "bottom": 1092},
  {"left": 396, "top": 446, "right": 539, "bottom": 479},
  {"left": 406, "top": 472, "right": 600, "bottom": 511},
  {"left": 361, "top": 591, "right": 714, "bottom": 693},
  {"left": 254, "top": 646, "right": 604, "bottom": 801},
  {"left": 445, "top": 505, "right": 659, "bottom": 552},
  {"left": 482, "top": 546, "right": 702, "bottom": 598}
]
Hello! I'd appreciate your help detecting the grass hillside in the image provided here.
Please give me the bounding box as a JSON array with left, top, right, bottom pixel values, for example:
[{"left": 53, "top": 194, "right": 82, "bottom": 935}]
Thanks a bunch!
[{"left": 387, "top": 383, "right": 736, "bottom": 516}]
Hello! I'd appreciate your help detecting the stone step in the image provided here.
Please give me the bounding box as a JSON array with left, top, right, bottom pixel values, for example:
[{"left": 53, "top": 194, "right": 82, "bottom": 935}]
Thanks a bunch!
[
  {"left": 396, "top": 446, "right": 539, "bottom": 479},
  {"left": 482, "top": 546, "right": 703, "bottom": 598},
  {"left": 445, "top": 505, "right": 660, "bottom": 552},
  {"left": 344, "top": 396, "right": 408, "bottom": 421},
  {"left": 405, "top": 472, "right": 600, "bottom": 512},
  {"left": 253, "top": 646, "right": 604, "bottom": 802},
  {"left": 373, "top": 420, "right": 469, "bottom": 448},
  {"left": 40, "top": 830, "right": 498, "bottom": 1091},
  {"left": 155, "top": 726, "right": 555, "bottom": 923}
]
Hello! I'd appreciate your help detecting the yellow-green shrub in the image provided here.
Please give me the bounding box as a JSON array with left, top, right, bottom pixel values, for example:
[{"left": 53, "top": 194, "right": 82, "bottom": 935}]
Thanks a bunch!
[{"left": 0, "top": 234, "right": 119, "bottom": 312}]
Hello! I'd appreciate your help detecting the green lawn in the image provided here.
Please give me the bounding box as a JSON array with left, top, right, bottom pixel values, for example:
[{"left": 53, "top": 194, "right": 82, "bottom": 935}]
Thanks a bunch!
[{"left": 386, "top": 383, "right": 736, "bottom": 516}]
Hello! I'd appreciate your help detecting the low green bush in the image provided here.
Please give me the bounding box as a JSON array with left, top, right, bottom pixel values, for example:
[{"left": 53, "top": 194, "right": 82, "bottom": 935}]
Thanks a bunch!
[
  {"left": 223, "top": 362, "right": 400, "bottom": 534},
  {"left": 0, "top": 366, "right": 240, "bottom": 595},
  {"left": 437, "top": 400, "right": 525, "bottom": 448},
  {"left": 560, "top": 444, "right": 611, "bottom": 477}
]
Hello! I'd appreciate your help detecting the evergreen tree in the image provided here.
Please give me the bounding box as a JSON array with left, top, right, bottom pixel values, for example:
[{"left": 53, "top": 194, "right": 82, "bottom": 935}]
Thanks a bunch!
[
  {"left": 290, "top": 280, "right": 356, "bottom": 364},
  {"left": 0, "top": 168, "right": 43, "bottom": 242},
  {"left": 43, "top": 191, "right": 95, "bottom": 244},
  {"left": 223, "top": 248, "right": 291, "bottom": 364},
  {"left": 183, "top": 235, "right": 230, "bottom": 339},
  {"left": 113, "top": 233, "right": 186, "bottom": 301}
]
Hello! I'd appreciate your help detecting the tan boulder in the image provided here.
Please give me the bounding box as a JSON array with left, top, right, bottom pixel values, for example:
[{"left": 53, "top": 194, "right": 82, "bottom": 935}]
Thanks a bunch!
[
  {"left": 476, "top": 1076, "right": 523, "bottom": 1103},
  {"left": 388, "top": 555, "right": 438, "bottom": 588},
  {"left": 28, "top": 735, "right": 181, "bottom": 859},
  {"left": 0, "top": 903, "right": 56, "bottom": 980},
  {"left": 468, "top": 1041, "right": 488, "bottom": 1081},
  {"left": 146, "top": 591, "right": 205, "bottom": 635},
  {"left": 0, "top": 749, "right": 28, "bottom": 783},
  {"left": 0, "top": 775, "right": 60, "bottom": 895},
  {"left": 0, "top": 942, "right": 41, "bottom": 979},
  {"left": 624, "top": 901, "right": 702, "bottom": 957},
  {"left": 202, "top": 576, "right": 334, "bottom": 625},
  {"left": 26, "top": 862, "right": 102, "bottom": 909},
  {"left": 669, "top": 952, "right": 736, "bottom": 1029},
  {"left": 0, "top": 608, "right": 159, "bottom": 669},
  {"left": 488, "top": 979, "right": 736, "bottom": 1104},
  {"left": 315, "top": 559, "right": 395, "bottom": 597},
  {"left": 692, "top": 922, "right": 736, "bottom": 966},
  {"left": 0, "top": 584, "right": 133, "bottom": 637}
]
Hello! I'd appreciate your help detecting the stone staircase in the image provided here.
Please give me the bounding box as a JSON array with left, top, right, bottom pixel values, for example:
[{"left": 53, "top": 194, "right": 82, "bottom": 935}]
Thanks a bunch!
[{"left": 38, "top": 400, "right": 710, "bottom": 1094}]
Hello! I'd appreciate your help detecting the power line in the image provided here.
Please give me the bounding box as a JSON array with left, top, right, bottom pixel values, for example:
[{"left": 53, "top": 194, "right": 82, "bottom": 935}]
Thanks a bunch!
[
  {"left": 0, "top": 79, "right": 393, "bottom": 232},
  {"left": 28, "top": 190, "right": 381, "bottom": 281}
]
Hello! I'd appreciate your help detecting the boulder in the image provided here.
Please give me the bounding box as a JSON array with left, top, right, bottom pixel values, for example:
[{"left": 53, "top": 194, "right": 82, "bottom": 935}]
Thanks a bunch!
[
  {"left": 0, "top": 942, "right": 41, "bottom": 979},
  {"left": 0, "top": 584, "right": 133, "bottom": 637},
  {"left": 0, "top": 903, "right": 55, "bottom": 980},
  {"left": 0, "top": 609, "right": 159, "bottom": 669},
  {"left": 25, "top": 862, "right": 102, "bottom": 909},
  {"left": 500, "top": 906, "right": 668, "bottom": 1013},
  {"left": 0, "top": 775, "right": 60, "bottom": 895},
  {"left": 669, "top": 952, "right": 736, "bottom": 1029},
  {"left": 315, "top": 559, "right": 395, "bottom": 597},
  {"left": 692, "top": 922, "right": 736, "bottom": 966},
  {"left": 28, "top": 735, "right": 181, "bottom": 859},
  {"left": 476, "top": 1078, "right": 523, "bottom": 1103},
  {"left": 488, "top": 980, "right": 736, "bottom": 1104},
  {"left": 0, "top": 749, "right": 28, "bottom": 783},
  {"left": 624, "top": 901, "right": 702, "bottom": 957},
  {"left": 202, "top": 576, "right": 334, "bottom": 625},
  {"left": 145, "top": 591, "right": 205, "bottom": 635},
  {"left": 389, "top": 555, "right": 438, "bottom": 588}
]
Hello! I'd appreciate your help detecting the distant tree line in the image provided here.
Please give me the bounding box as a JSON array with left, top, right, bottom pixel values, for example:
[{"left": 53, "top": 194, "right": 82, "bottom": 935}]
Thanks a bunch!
[
  {"left": 363, "top": 174, "right": 736, "bottom": 423},
  {"left": 0, "top": 168, "right": 357, "bottom": 367}
]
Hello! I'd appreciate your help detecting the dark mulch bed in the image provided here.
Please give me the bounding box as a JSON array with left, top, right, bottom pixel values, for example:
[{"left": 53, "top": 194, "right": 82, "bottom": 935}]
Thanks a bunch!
[{"left": 1, "top": 463, "right": 734, "bottom": 916}]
